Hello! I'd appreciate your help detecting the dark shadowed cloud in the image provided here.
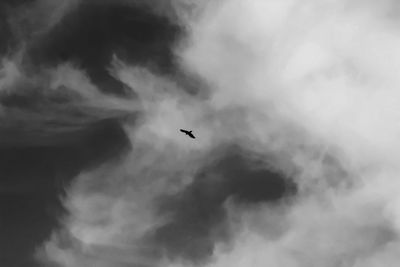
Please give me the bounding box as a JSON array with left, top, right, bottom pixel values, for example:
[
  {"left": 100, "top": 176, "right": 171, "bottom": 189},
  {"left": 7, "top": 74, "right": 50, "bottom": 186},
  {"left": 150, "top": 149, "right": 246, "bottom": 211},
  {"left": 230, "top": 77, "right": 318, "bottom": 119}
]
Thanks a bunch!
[
  {"left": 0, "top": 1, "right": 181, "bottom": 266},
  {"left": 148, "top": 145, "right": 295, "bottom": 263},
  {"left": 25, "top": 1, "right": 181, "bottom": 95}
]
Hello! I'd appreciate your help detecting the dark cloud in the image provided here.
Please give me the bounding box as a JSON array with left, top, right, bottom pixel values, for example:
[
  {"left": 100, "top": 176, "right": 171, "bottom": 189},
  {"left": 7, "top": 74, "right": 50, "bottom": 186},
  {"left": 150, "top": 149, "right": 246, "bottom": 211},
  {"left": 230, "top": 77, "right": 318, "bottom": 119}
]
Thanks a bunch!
[
  {"left": 0, "top": 0, "right": 184, "bottom": 265},
  {"left": 0, "top": 4, "right": 17, "bottom": 57},
  {"left": 0, "top": 118, "right": 131, "bottom": 267},
  {"left": 147, "top": 145, "right": 295, "bottom": 263},
  {"left": 24, "top": 1, "right": 181, "bottom": 95}
]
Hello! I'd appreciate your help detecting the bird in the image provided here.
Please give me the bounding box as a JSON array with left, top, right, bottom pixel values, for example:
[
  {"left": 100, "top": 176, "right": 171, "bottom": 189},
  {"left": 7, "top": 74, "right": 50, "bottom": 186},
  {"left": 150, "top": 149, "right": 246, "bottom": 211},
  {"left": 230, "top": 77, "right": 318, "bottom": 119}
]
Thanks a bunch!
[{"left": 180, "top": 129, "right": 195, "bottom": 139}]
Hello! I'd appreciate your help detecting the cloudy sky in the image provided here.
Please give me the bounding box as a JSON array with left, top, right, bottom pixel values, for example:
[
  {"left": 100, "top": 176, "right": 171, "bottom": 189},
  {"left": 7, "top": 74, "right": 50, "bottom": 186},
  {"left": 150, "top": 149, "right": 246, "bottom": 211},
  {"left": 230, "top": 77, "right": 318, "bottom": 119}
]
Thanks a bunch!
[{"left": 2, "top": 0, "right": 400, "bottom": 266}]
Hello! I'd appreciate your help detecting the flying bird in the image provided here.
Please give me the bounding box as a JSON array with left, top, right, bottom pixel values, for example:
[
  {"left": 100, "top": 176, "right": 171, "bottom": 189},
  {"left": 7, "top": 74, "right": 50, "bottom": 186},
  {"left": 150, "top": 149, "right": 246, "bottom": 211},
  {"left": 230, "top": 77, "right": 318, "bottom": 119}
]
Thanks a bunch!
[{"left": 180, "top": 129, "right": 195, "bottom": 139}]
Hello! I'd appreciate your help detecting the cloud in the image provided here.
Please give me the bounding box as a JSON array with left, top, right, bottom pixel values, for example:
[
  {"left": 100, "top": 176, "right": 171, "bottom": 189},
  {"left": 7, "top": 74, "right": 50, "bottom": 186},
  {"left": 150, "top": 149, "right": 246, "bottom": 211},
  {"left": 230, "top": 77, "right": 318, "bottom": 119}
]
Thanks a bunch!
[
  {"left": 172, "top": 0, "right": 400, "bottom": 266},
  {"left": 30, "top": 0, "right": 400, "bottom": 267}
]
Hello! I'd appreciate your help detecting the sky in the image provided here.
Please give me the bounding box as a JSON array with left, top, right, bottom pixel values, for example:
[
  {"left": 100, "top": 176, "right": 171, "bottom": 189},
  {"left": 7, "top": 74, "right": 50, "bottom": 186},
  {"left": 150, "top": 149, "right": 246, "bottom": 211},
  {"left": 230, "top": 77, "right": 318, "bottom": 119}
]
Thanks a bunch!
[{"left": 2, "top": 0, "right": 400, "bottom": 267}]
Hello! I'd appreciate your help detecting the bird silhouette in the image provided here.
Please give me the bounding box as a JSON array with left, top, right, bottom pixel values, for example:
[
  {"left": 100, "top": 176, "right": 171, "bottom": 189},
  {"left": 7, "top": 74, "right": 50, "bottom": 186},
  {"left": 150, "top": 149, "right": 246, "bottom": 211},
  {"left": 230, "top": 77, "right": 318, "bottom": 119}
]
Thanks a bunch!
[{"left": 180, "top": 129, "right": 195, "bottom": 139}]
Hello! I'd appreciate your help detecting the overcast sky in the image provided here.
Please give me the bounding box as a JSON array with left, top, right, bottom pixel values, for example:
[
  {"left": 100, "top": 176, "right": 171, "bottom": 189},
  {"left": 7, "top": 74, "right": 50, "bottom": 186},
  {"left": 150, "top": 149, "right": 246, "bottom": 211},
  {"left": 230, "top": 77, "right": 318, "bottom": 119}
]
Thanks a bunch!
[{"left": 2, "top": 1, "right": 400, "bottom": 267}]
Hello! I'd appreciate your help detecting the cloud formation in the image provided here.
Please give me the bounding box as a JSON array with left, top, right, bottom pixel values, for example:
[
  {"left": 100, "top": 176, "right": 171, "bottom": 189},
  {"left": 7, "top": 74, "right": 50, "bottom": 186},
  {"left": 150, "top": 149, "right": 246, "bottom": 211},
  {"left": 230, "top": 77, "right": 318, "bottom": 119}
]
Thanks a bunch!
[
  {"left": 4, "top": 0, "right": 400, "bottom": 267},
  {"left": 171, "top": 0, "right": 400, "bottom": 266}
]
